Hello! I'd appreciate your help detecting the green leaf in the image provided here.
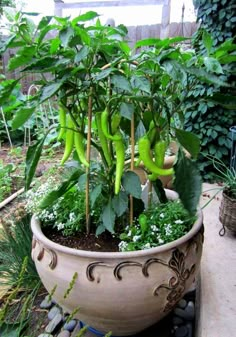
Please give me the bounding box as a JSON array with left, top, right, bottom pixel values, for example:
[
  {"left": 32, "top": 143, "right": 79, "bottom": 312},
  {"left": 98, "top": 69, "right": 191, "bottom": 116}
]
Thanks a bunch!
[
  {"left": 112, "top": 191, "right": 128, "bottom": 217},
  {"left": 25, "top": 136, "right": 47, "bottom": 191},
  {"left": 72, "top": 11, "right": 99, "bottom": 24},
  {"left": 202, "top": 31, "right": 213, "bottom": 55},
  {"left": 37, "top": 16, "right": 53, "bottom": 30},
  {"left": 210, "top": 93, "right": 236, "bottom": 109},
  {"left": 96, "top": 224, "right": 106, "bottom": 236},
  {"left": 12, "top": 106, "right": 35, "bottom": 130},
  {"left": 131, "top": 75, "right": 150, "bottom": 93},
  {"left": 39, "top": 82, "right": 63, "bottom": 103},
  {"left": 59, "top": 26, "right": 74, "bottom": 47},
  {"left": 152, "top": 179, "right": 168, "bottom": 203},
  {"left": 0, "top": 79, "right": 20, "bottom": 106},
  {"left": 203, "top": 57, "right": 223, "bottom": 74},
  {"left": 120, "top": 102, "right": 134, "bottom": 120},
  {"left": 135, "top": 36, "right": 188, "bottom": 49},
  {"left": 175, "top": 128, "right": 200, "bottom": 159},
  {"left": 23, "top": 56, "right": 58, "bottom": 72},
  {"left": 75, "top": 45, "right": 90, "bottom": 63},
  {"left": 92, "top": 68, "right": 113, "bottom": 81},
  {"left": 40, "top": 169, "right": 83, "bottom": 208},
  {"left": 90, "top": 184, "right": 102, "bottom": 208},
  {"left": 102, "top": 200, "right": 115, "bottom": 233},
  {"left": 111, "top": 75, "right": 131, "bottom": 92},
  {"left": 8, "top": 46, "right": 36, "bottom": 71},
  {"left": 173, "top": 150, "right": 202, "bottom": 216},
  {"left": 122, "top": 171, "right": 142, "bottom": 199}
]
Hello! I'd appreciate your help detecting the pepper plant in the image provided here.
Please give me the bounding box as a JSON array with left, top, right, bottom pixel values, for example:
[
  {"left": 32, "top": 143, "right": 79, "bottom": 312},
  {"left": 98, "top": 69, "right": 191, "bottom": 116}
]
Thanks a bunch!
[{"left": 0, "top": 11, "right": 230, "bottom": 236}]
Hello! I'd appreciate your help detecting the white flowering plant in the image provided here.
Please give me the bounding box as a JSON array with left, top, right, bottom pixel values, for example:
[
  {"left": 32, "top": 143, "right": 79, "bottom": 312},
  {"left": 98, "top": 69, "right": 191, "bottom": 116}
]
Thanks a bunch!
[{"left": 119, "top": 200, "right": 195, "bottom": 252}]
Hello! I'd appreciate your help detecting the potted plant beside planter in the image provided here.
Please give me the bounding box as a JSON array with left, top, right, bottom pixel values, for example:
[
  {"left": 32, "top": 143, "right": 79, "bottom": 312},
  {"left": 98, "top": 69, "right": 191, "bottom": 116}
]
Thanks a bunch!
[{"left": 0, "top": 11, "right": 208, "bottom": 336}]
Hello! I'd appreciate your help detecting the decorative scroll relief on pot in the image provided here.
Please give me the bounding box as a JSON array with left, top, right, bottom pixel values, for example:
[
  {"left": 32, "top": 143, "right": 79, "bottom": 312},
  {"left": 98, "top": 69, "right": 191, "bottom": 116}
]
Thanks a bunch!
[{"left": 31, "top": 228, "right": 203, "bottom": 313}]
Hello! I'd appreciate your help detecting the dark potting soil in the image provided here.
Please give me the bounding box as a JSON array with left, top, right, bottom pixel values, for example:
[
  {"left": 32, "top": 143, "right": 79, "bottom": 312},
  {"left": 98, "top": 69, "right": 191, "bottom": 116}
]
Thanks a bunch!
[{"left": 43, "top": 228, "right": 121, "bottom": 252}]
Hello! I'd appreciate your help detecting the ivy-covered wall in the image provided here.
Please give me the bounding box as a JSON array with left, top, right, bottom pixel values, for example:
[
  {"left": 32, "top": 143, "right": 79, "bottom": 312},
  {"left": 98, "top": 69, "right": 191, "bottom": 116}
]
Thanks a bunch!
[{"left": 185, "top": 0, "right": 236, "bottom": 180}]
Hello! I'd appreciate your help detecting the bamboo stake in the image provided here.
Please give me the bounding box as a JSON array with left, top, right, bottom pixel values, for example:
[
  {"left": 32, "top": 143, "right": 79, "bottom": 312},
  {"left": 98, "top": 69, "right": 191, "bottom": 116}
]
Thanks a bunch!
[
  {"left": 85, "top": 87, "right": 93, "bottom": 234},
  {"left": 129, "top": 112, "right": 135, "bottom": 226},
  {"left": 0, "top": 107, "right": 13, "bottom": 148}
]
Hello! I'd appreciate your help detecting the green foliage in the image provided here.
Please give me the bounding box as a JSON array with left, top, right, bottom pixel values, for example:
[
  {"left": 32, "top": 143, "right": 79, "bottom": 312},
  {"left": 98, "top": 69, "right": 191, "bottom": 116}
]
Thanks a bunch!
[
  {"left": 0, "top": 215, "right": 40, "bottom": 289},
  {"left": 119, "top": 200, "right": 195, "bottom": 252},
  {"left": 193, "top": 0, "right": 236, "bottom": 50},
  {"left": 0, "top": 160, "right": 15, "bottom": 202},
  {"left": 3, "top": 10, "right": 227, "bottom": 240},
  {"left": 184, "top": 37, "right": 236, "bottom": 180},
  {"left": 210, "top": 155, "right": 236, "bottom": 198}
]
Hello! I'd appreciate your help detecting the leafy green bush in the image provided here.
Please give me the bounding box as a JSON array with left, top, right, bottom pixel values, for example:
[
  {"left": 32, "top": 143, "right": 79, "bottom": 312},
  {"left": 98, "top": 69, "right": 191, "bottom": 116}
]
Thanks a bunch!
[
  {"left": 119, "top": 200, "right": 194, "bottom": 252},
  {"left": 193, "top": 0, "right": 236, "bottom": 50},
  {"left": 188, "top": 1, "right": 236, "bottom": 180},
  {"left": 0, "top": 160, "right": 14, "bottom": 202}
]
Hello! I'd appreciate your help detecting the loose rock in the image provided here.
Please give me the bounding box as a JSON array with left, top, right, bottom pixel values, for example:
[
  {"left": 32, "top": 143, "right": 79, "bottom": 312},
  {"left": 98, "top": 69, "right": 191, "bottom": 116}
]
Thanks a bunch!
[
  {"left": 48, "top": 305, "right": 61, "bottom": 320},
  {"left": 186, "top": 322, "right": 193, "bottom": 337},
  {"left": 57, "top": 331, "right": 71, "bottom": 337},
  {"left": 174, "top": 325, "right": 188, "bottom": 337},
  {"left": 45, "top": 313, "right": 63, "bottom": 333},
  {"left": 172, "top": 316, "right": 184, "bottom": 325},
  {"left": 185, "top": 301, "right": 195, "bottom": 320},
  {"left": 63, "top": 319, "right": 77, "bottom": 332},
  {"left": 177, "top": 299, "right": 187, "bottom": 309},
  {"left": 40, "top": 295, "right": 53, "bottom": 310}
]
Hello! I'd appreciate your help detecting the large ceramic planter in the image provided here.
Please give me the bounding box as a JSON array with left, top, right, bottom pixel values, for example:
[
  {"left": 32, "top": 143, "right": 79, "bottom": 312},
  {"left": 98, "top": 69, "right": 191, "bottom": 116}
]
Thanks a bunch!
[{"left": 31, "top": 190, "right": 204, "bottom": 336}]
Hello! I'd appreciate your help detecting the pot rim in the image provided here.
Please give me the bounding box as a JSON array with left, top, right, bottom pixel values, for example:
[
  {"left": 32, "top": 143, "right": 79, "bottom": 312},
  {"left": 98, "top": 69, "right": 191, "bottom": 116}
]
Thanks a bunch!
[{"left": 31, "top": 189, "right": 203, "bottom": 259}]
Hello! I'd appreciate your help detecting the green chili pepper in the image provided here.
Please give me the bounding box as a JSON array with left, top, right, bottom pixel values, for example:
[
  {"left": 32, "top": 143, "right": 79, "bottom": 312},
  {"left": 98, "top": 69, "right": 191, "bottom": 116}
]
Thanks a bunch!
[
  {"left": 148, "top": 140, "right": 167, "bottom": 181},
  {"left": 139, "top": 214, "right": 148, "bottom": 234},
  {"left": 114, "top": 131, "right": 125, "bottom": 195},
  {"left": 74, "top": 131, "right": 89, "bottom": 168},
  {"left": 111, "top": 113, "right": 121, "bottom": 134},
  {"left": 57, "top": 103, "right": 67, "bottom": 141},
  {"left": 147, "top": 120, "right": 157, "bottom": 145},
  {"left": 60, "top": 115, "right": 74, "bottom": 165},
  {"left": 95, "top": 112, "right": 112, "bottom": 166},
  {"left": 138, "top": 136, "right": 173, "bottom": 176},
  {"left": 101, "top": 109, "right": 122, "bottom": 141}
]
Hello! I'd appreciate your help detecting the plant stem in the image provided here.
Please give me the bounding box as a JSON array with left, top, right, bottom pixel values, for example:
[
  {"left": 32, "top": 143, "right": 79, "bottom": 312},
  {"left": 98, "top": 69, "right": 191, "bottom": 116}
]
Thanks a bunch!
[
  {"left": 85, "top": 87, "right": 93, "bottom": 234},
  {"left": 130, "top": 112, "right": 135, "bottom": 225}
]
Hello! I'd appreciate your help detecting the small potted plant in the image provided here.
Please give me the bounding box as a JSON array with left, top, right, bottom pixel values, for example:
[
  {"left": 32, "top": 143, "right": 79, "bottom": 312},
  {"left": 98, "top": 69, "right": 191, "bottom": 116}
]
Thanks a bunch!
[{"left": 0, "top": 10, "right": 216, "bottom": 336}]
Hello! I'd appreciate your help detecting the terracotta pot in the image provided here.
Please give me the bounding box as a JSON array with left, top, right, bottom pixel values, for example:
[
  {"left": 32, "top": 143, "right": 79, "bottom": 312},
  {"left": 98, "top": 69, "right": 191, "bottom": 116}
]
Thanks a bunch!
[{"left": 31, "top": 190, "right": 203, "bottom": 336}]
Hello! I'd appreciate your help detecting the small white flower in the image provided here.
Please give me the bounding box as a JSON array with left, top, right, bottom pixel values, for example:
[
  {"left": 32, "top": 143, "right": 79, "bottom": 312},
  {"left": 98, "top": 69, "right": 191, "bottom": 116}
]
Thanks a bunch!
[
  {"left": 118, "top": 241, "right": 128, "bottom": 251},
  {"left": 143, "top": 243, "right": 151, "bottom": 249},
  {"left": 133, "top": 235, "right": 141, "bottom": 242},
  {"left": 158, "top": 238, "right": 164, "bottom": 244},
  {"left": 160, "top": 213, "right": 164, "bottom": 218},
  {"left": 175, "top": 219, "right": 183, "bottom": 224},
  {"left": 57, "top": 222, "right": 65, "bottom": 230},
  {"left": 127, "top": 230, "right": 132, "bottom": 237},
  {"left": 165, "top": 224, "right": 172, "bottom": 236}
]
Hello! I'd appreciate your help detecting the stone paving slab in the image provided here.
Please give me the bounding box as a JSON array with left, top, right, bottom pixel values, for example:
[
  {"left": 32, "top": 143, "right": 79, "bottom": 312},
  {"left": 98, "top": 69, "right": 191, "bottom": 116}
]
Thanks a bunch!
[{"left": 197, "top": 183, "right": 236, "bottom": 337}]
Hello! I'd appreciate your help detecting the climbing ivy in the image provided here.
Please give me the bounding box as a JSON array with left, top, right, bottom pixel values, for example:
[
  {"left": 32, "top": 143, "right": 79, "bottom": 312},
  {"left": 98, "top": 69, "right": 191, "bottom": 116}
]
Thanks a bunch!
[
  {"left": 185, "top": 0, "right": 236, "bottom": 181},
  {"left": 193, "top": 0, "right": 236, "bottom": 50}
]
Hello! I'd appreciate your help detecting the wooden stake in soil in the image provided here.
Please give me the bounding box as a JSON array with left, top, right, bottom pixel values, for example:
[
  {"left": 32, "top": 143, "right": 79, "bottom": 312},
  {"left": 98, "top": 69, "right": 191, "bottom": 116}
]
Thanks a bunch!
[
  {"left": 130, "top": 112, "right": 135, "bottom": 226},
  {"left": 85, "top": 87, "right": 93, "bottom": 234}
]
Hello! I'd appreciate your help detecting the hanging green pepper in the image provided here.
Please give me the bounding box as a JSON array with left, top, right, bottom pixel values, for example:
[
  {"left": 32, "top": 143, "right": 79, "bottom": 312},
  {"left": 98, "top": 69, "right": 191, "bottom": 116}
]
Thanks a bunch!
[
  {"left": 111, "top": 113, "right": 121, "bottom": 134},
  {"left": 95, "top": 112, "right": 112, "bottom": 166},
  {"left": 74, "top": 131, "right": 89, "bottom": 168},
  {"left": 114, "top": 131, "right": 125, "bottom": 195},
  {"left": 57, "top": 103, "right": 67, "bottom": 141},
  {"left": 60, "top": 115, "right": 74, "bottom": 165},
  {"left": 101, "top": 109, "right": 122, "bottom": 141},
  {"left": 148, "top": 140, "right": 167, "bottom": 181},
  {"left": 138, "top": 136, "right": 173, "bottom": 176}
]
